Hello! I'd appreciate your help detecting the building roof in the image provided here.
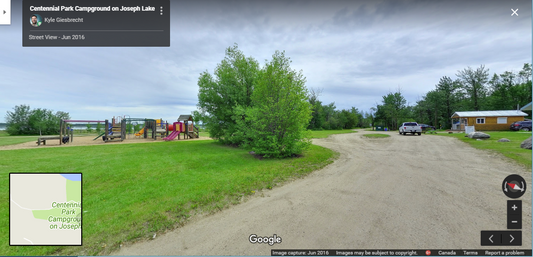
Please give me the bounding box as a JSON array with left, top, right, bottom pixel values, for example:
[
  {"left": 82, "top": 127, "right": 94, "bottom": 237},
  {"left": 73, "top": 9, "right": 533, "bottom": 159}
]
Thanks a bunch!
[
  {"left": 520, "top": 102, "right": 532, "bottom": 111},
  {"left": 451, "top": 110, "right": 528, "bottom": 118},
  {"left": 178, "top": 115, "right": 193, "bottom": 121}
]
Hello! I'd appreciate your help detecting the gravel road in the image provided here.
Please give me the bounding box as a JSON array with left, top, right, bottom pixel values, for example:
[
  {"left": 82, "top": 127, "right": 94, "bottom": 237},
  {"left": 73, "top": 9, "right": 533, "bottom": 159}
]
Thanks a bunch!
[{"left": 114, "top": 130, "right": 532, "bottom": 255}]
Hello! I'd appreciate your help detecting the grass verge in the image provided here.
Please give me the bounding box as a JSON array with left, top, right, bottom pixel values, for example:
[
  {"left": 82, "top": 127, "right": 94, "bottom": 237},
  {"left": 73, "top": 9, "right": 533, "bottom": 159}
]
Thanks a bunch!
[
  {"left": 0, "top": 136, "right": 40, "bottom": 146},
  {"left": 431, "top": 131, "right": 532, "bottom": 168},
  {"left": 1, "top": 140, "right": 338, "bottom": 256},
  {"left": 362, "top": 134, "right": 390, "bottom": 138}
]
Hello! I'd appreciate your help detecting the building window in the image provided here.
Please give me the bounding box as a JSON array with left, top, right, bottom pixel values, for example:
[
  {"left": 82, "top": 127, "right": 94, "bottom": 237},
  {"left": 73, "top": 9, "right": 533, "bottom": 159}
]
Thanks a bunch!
[
  {"left": 476, "top": 118, "right": 485, "bottom": 124},
  {"left": 497, "top": 117, "right": 507, "bottom": 124}
]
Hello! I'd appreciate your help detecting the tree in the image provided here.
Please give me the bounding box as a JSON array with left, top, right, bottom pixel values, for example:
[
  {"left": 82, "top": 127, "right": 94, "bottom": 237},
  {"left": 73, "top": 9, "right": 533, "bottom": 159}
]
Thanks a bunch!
[
  {"left": 424, "top": 90, "right": 444, "bottom": 128},
  {"left": 518, "top": 63, "right": 532, "bottom": 84},
  {"left": 5, "top": 104, "right": 31, "bottom": 135},
  {"left": 369, "top": 107, "right": 377, "bottom": 130},
  {"left": 456, "top": 65, "right": 489, "bottom": 111},
  {"left": 435, "top": 76, "right": 460, "bottom": 128},
  {"left": 322, "top": 102, "right": 337, "bottom": 130},
  {"left": 195, "top": 44, "right": 260, "bottom": 145},
  {"left": 239, "top": 51, "right": 312, "bottom": 158},
  {"left": 379, "top": 90, "right": 407, "bottom": 130},
  {"left": 5, "top": 105, "right": 69, "bottom": 135},
  {"left": 96, "top": 122, "right": 103, "bottom": 134},
  {"left": 307, "top": 88, "right": 325, "bottom": 130},
  {"left": 86, "top": 123, "right": 93, "bottom": 133}
]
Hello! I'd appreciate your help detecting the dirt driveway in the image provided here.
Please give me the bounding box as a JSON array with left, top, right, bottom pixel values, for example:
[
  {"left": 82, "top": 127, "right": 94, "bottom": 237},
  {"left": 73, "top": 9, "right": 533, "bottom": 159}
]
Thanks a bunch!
[{"left": 114, "top": 129, "right": 531, "bottom": 255}]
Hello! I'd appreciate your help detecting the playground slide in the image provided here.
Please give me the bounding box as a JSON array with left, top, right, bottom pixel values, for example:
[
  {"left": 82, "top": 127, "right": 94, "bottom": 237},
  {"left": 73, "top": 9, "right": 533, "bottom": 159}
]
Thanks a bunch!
[
  {"left": 163, "top": 131, "right": 180, "bottom": 141},
  {"left": 135, "top": 128, "right": 145, "bottom": 136},
  {"left": 93, "top": 132, "right": 106, "bottom": 141}
]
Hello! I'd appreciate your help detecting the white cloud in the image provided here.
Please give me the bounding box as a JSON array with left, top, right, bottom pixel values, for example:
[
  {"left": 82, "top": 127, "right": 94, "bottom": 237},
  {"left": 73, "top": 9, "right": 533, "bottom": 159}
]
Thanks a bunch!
[{"left": 0, "top": 0, "right": 530, "bottom": 122}]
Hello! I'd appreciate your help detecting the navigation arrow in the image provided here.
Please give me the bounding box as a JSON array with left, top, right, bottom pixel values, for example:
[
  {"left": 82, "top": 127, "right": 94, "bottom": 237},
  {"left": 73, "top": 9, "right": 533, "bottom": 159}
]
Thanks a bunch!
[
  {"left": 2, "top": 10, "right": 5, "bottom": 15},
  {"left": 489, "top": 235, "right": 494, "bottom": 243},
  {"left": 510, "top": 234, "right": 515, "bottom": 243}
]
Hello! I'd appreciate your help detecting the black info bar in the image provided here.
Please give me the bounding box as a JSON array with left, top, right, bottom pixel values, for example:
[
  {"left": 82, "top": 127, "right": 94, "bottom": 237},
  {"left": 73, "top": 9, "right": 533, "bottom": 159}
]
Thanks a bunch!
[
  {"left": 23, "top": 0, "right": 170, "bottom": 46},
  {"left": 271, "top": 249, "right": 532, "bottom": 256}
]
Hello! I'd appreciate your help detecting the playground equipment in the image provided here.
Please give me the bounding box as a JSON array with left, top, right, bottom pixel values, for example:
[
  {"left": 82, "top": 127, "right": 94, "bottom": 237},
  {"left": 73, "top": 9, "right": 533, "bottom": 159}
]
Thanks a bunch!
[
  {"left": 134, "top": 128, "right": 145, "bottom": 137},
  {"left": 103, "top": 118, "right": 126, "bottom": 142},
  {"left": 177, "top": 115, "right": 199, "bottom": 139},
  {"left": 138, "top": 118, "right": 170, "bottom": 140},
  {"left": 155, "top": 119, "right": 169, "bottom": 140},
  {"left": 163, "top": 122, "right": 184, "bottom": 141},
  {"left": 36, "top": 119, "right": 106, "bottom": 146},
  {"left": 121, "top": 117, "right": 148, "bottom": 138},
  {"left": 35, "top": 115, "right": 198, "bottom": 146},
  {"left": 93, "top": 123, "right": 113, "bottom": 140}
]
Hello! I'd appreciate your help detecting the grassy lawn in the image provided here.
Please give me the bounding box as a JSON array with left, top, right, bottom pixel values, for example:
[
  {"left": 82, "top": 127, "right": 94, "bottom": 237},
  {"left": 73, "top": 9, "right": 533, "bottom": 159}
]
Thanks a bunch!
[
  {"left": 0, "top": 136, "right": 40, "bottom": 146},
  {"left": 1, "top": 139, "right": 339, "bottom": 256},
  {"left": 362, "top": 134, "right": 390, "bottom": 138},
  {"left": 309, "top": 129, "right": 358, "bottom": 138},
  {"left": 431, "top": 131, "right": 532, "bottom": 168}
]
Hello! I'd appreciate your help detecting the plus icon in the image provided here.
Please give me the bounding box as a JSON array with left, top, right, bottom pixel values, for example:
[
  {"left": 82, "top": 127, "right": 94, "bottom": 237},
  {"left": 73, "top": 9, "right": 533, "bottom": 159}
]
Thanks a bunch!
[{"left": 512, "top": 205, "right": 518, "bottom": 211}]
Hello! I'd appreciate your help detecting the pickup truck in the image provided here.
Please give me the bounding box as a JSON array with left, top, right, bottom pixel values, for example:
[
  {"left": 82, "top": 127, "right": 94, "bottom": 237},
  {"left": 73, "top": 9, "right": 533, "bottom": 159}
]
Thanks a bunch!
[{"left": 399, "top": 122, "right": 422, "bottom": 135}]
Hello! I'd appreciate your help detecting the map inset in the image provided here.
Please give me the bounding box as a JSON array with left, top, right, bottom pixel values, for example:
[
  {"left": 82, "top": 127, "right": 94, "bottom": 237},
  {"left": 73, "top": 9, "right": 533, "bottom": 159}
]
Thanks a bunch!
[{"left": 10, "top": 173, "right": 82, "bottom": 245}]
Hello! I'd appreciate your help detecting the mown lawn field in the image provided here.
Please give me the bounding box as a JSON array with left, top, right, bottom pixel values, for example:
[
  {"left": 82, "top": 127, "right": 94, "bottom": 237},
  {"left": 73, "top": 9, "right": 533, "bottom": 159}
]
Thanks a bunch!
[{"left": 1, "top": 136, "right": 339, "bottom": 256}]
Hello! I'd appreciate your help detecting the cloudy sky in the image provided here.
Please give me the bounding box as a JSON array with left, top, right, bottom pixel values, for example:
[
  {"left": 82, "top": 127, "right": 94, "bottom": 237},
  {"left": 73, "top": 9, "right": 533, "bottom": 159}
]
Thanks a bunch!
[{"left": 0, "top": 0, "right": 531, "bottom": 123}]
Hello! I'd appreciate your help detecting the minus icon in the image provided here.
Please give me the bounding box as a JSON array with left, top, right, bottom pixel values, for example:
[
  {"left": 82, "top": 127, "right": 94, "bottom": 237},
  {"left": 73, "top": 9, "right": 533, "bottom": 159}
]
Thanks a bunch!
[{"left": 512, "top": 221, "right": 518, "bottom": 223}]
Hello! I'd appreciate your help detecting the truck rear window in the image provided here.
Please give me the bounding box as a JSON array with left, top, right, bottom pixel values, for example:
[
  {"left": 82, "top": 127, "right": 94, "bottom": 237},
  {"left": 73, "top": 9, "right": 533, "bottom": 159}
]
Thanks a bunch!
[{"left": 404, "top": 123, "right": 418, "bottom": 126}]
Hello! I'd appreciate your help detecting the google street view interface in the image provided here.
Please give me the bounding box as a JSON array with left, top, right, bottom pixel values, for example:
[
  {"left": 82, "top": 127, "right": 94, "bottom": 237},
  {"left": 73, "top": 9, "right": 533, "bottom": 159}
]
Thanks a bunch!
[{"left": 2, "top": 0, "right": 533, "bottom": 256}]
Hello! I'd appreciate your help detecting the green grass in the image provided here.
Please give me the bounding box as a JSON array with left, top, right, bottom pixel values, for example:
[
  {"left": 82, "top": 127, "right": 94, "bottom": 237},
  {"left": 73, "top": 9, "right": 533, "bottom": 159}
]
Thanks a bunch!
[
  {"left": 362, "top": 134, "right": 390, "bottom": 138},
  {"left": 0, "top": 135, "right": 39, "bottom": 146},
  {"left": 432, "top": 131, "right": 532, "bottom": 168},
  {"left": 1, "top": 140, "right": 338, "bottom": 256},
  {"left": 309, "top": 129, "right": 358, "bottom": 138}
]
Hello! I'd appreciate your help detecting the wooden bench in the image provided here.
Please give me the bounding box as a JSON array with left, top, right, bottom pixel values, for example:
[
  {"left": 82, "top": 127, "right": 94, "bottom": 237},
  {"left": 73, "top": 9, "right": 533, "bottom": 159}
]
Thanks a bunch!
[{"left": 36, "top": 136, "right": 61, "bottom": 146}]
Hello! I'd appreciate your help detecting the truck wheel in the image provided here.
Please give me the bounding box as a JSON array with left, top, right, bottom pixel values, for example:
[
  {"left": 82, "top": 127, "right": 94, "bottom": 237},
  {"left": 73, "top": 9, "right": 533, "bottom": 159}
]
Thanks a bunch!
[
  {"left": 412, "top": 132, "right": 415, "bottom": 135},
  {"left": 418, "top": 132, "right": 421, "bottom": 135}
]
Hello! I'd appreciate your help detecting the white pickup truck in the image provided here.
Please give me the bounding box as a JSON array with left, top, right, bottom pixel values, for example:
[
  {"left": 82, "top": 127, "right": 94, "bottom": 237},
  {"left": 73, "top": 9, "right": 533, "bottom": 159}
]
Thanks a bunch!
[{"left": 399, "top": 122, "right": 422, "bottom": 135}]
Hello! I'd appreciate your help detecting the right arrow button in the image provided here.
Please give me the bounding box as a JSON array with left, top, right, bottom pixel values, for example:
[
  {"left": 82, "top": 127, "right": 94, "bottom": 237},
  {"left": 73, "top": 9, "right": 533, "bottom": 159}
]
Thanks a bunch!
[{"left": 504, "top": 231, "right": 522, "bottom": 246}]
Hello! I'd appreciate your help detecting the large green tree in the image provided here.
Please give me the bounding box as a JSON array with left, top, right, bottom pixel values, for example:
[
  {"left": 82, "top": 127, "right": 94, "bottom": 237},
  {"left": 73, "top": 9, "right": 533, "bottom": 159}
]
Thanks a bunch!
[
  {"left": 456, "top": 65, "right": 489, "bottom": 111},
  {"left": 239, "top": 51, "right": 312, "bottom": 158},
  {"left": 195, "top": 44, "right": 260, "bottom": 145},
  {"left": 196, "top": 46, "right": 312, "bottom": 157},
  {"left": 376, "top": 90, "right": 407, "bottom": 130}
]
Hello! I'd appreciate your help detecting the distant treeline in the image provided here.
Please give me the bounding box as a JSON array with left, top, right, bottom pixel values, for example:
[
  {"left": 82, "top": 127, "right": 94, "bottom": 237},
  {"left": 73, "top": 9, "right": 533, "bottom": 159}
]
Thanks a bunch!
[
  {"left": 4, "top": 105, "right": 70, "bottom": 135},
  {"left": 307, "top": 64, "right": 532, "bottom": 131},
  {"left": 307, "top": 88, "right": 372, "bottom": 130},
  {"left": 365, "top": 64, "right": 531, "bottom": 130}
]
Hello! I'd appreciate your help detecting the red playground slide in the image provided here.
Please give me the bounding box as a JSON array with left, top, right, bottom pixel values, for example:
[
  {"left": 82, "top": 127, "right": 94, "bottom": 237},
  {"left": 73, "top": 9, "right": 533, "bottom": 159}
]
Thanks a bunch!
[
  {"left": 163, "top": 121, "right": 183, "bottom": 141},
  {"left": 163, "top": 130, "right": 180, "bottom": 141}
]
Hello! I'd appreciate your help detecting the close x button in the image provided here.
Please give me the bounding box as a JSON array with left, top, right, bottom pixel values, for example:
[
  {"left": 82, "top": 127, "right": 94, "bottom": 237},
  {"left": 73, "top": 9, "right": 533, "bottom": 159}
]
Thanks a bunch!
[{"left": 481, "top": 231, "right": 521, "bottom": 246}]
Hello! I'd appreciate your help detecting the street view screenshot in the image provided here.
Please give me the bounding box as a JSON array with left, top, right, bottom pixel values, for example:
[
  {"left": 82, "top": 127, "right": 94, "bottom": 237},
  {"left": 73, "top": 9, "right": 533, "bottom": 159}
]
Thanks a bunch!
[{"left": 1, "top": 0, "right": 532, "bottom": 256}]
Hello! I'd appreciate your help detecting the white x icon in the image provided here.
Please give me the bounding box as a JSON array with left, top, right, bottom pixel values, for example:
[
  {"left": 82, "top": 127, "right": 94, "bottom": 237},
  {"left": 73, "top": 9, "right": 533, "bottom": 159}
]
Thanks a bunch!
[{"left": 512, "top": 9, "right": 518, "bottom": 16}]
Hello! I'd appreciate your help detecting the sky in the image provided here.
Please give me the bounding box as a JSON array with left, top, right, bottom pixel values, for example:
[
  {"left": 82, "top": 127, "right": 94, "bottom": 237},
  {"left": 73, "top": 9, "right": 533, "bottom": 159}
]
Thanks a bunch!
[{"left": 0, "top": 0, "right": 531, "bottom": 123}]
